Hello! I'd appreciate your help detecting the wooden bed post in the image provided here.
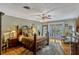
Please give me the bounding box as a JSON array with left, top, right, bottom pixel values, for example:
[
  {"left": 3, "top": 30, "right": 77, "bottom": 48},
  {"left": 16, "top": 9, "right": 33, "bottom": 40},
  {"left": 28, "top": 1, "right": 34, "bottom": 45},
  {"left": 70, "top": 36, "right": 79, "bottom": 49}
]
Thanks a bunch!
[
  {"left": 33, "top": 33, "right": 36, "bottom": 55},
  {"left": 0, "top": 12, "right": 4, "bottom": 55}
]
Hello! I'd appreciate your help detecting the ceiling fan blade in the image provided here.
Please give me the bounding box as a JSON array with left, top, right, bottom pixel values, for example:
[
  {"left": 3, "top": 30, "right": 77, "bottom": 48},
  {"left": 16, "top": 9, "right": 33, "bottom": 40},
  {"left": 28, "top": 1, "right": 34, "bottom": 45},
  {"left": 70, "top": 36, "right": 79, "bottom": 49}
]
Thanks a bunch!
[
  {"left": 35, "top": 16, "right": 42, "bottom": 20},
  {"left": 47, "top": 17, "right": 51, "bottom": 19},
  {"left": 29, "top": 13, "right": 42, "bottom": 16}
]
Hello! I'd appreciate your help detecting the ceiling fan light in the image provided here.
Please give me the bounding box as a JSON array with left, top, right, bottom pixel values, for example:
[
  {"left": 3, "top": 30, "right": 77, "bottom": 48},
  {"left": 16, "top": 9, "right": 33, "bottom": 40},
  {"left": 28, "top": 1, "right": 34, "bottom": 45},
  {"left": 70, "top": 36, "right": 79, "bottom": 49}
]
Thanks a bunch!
[
  {"left": 43, "top": 19, "right": 48, "bottom": 22},
  {"left": 40, "top": 20, "right": 43, "bottom": 22}
]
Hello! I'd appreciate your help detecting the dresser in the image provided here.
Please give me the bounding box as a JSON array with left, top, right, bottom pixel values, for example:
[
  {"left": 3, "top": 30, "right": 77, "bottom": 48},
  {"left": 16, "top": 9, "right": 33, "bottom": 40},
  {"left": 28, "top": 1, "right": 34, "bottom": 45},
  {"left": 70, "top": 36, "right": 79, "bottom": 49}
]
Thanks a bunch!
[{"left": 71, "top": 41, "right": 79, "bottom": 55}]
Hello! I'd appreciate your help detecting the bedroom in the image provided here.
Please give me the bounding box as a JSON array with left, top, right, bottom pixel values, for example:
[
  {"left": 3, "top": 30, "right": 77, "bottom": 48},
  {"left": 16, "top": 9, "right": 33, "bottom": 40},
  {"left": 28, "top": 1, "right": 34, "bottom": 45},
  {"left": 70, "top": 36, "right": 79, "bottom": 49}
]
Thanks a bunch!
[{"left": 0, "top": 3, "right": 79, "bottom": 55}]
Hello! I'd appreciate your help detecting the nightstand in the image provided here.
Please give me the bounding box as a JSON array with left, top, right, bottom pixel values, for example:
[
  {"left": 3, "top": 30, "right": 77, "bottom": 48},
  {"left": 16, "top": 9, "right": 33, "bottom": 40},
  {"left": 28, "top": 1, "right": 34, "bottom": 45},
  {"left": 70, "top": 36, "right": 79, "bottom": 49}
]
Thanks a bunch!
[
  {"left": 8, "top": 38, "right": 18, "bottom": 47},
  {"left": 1, "top": 43, "right": 7, "bottom": 53}
]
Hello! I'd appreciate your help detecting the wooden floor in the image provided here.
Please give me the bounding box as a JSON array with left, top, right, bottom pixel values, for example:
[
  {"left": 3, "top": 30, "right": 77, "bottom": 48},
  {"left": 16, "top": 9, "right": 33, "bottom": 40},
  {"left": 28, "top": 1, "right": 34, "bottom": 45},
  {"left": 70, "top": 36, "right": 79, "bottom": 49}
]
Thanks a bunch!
[
  {"left": 1, "top": 39, "right": 70, "bottom": 55},
  {"left": 62, "top": 43, "right": 71, "bottom": 55},
  {"left": 2, "top": 46, "right": 33, "bottom": 55}
]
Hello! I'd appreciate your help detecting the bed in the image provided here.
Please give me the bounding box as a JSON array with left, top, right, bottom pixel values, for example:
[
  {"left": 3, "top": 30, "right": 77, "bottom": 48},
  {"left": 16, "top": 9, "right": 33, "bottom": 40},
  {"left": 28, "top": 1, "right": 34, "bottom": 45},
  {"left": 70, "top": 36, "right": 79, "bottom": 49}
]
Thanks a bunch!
[
  {"left": 18, "top": 34, "right": 49, "bottom": 55},
  {"left": 17, "top": 25, "right": 49, "bottom": 54}
]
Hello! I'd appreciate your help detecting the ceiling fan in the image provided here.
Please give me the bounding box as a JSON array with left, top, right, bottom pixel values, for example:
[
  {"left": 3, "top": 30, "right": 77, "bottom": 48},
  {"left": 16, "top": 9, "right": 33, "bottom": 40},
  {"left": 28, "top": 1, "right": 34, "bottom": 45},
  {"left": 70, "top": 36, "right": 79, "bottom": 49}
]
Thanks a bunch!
[
  {"left": 30, "top": 6, "right": 65, "bottom": 21},
  {"left": 36, "top": 14, "right": 52, "bottom": 19},
  {"left": 31, "top": 10, "right": 55, "bottom": 20},
  {"left": 29, "top": 8, "right": 59, "bottom": 20}
]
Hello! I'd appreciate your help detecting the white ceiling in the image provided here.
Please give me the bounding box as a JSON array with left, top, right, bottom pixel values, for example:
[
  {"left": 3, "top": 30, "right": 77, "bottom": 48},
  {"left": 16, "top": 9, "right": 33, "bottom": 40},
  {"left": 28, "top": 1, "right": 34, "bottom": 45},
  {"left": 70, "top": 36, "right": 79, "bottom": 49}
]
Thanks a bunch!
[{"left": 0, "top": 3, "right": 79, "bottom": 22}]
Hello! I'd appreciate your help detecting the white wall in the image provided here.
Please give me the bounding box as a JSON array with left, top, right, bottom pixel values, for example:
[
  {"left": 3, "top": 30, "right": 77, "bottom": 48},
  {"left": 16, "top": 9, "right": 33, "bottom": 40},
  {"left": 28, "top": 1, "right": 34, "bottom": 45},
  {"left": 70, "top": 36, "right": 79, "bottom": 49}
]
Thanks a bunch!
[
  {"left": 1, "top": 15, "right": 43, "bottom": 35},
  {"left": 64, "top": 19, "right": 76, "bottom": 27},
  {"left": 2, "top": 15, "right": 76, "bottom": 38}
]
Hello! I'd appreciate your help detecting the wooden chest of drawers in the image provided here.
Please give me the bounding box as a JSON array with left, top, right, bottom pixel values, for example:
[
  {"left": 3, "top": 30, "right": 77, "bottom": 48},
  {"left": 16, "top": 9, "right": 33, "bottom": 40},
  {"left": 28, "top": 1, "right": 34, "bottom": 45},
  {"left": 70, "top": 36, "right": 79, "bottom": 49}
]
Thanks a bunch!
[{"left": 71, "top": 42, "right": 79, "bottom": 55}]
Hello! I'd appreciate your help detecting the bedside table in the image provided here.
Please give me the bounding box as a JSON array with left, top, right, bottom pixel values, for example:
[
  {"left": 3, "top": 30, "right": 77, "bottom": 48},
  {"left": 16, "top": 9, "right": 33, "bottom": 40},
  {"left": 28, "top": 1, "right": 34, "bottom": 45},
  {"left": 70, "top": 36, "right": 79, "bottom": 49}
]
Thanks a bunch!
[
  {"left": 1, "top": 42, "right": 7, "bottom": 53},
  {"left": 8, "top": 38, "right": 18, "bottom": 47}
]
